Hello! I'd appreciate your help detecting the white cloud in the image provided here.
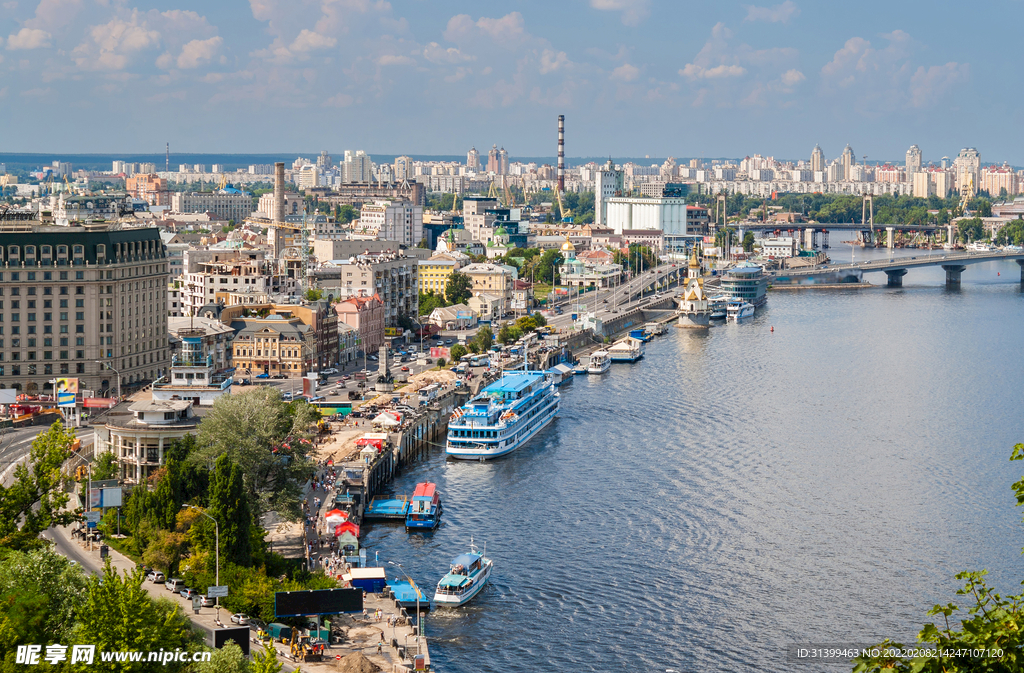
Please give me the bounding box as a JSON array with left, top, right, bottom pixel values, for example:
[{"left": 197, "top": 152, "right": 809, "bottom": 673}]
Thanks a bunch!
[
  {"left": 444, "top": 12, "right": 526, "bottom": 43},
  {"left": 377, "top": 53, "right": 415, "bottom": 66},
  {"left": 539, "top": 49, "right": 570, "bottom": 74},
  {"left": 780, "top": 68, "right": 805, "bottom": 86},
  {"left": 589, "top": 0, "right": 650, "bottom": 26},
  {"left": 73, "top": 12, "right": 161, "bottom": 71},
  {"left": 610, "top": 62, "right": 640, "bottom": 81},
  {"left": 744, "top": 1, "right": 799, "bottom": 23},
  {"left": 323, "top": 92, "right": 354, "bottom": 107},
  {"left": 176, "top": 36, "right": 222, "bottom": 69},
  {"left": 6, "top": 27, "right": 52, "bottom": 50},
  {"left": 422, "top": 42, "right": 473, "bottom": 64},
  {"left": 290, "top": 29, "right": 336, "bottom": 53},
  {"left": 20, "top": 86, "right": 52, "bottom": 97},
  {"left": 909, "top": 62, "right": 969, "bottom": 108}
]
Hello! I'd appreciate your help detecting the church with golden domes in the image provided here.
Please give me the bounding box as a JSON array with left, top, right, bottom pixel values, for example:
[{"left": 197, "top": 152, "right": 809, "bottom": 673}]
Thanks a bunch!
[{"left": 677, "top": 247, "right": 710, "bottom": 328}]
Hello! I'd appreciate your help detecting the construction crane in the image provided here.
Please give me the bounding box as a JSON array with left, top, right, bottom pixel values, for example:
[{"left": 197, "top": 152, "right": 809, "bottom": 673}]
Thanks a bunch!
[
  {"left": 959, "top": 173, "right": 975, "bottom": 215},
  {"left": 556, "top": 188, "right": 572, "bottom": 223}
]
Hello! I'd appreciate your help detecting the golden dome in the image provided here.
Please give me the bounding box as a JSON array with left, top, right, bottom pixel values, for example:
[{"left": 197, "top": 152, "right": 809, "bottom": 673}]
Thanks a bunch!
[
  {"left": 561, "top": 235, "right": 576, "bottom": 252},
  {"left": 688, "top": 248, "right": 700, "bottom": 268}
]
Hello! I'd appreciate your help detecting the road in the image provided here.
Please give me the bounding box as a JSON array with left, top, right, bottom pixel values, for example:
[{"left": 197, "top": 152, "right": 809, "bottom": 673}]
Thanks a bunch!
[
  {"left": 0, "top": 423, "right": 95, "bottom": 487},
  {"left": 546, "top": 263, "right": 685, "bottom": 331}
]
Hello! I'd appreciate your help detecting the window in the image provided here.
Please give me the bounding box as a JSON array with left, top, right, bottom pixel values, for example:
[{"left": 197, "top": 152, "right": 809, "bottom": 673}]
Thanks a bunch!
[
  {"left": 75, "top": 270, "right": 83, "bottom": 280},
  {"left": 44, "top": 364, "right": 52, "bottom": 375},
  {"left": 75, "top": 325, "right": 84, "bottom": 333},
  {"left": 59, "top": 287, "right": 67, "bottom": 295},
  {"left": 43, "top": 287, "right": 51, "bottom": 296},
  {"left": 59, "top": 271, "right": 67, "bottom": 280},
  {"left": 11, "top": 366, "right": 19, "bottom": 376},
  {"left": 59, "top": 312, "right": 67, "bottom": 321},
  {"left": 43, "top": 338, "right": 51, "bottom": 347},
  {"left": 75, "top": 299, "right": 83, "bottom": 308},
  {"left": 43, "top": 271, "right": 51, "bottom": 281},
  {"left": 59, "top": 364, "right": 68, "bottom": 374},
  {"left": 75, "top": 312, "right": 84, "bottom": 321},
  {"left": 75, "top": 287, "right": 84, "bottom": 295},
  {"left": 75, "top": 337, "right": 84, "bottom": 346},
  {"left": 59, "top": 337, "right": 67, "bottom": 346},
  {"left": 75, "top": 363, "right": 84, "bottom": 373},
  {"left": 27, "top": 271, "right": 35, "bottom": 280},
  {"left": 27, "top": 313, "right": 35, "bottom": 321},
  {"left": 60, "top": 350, "right": 68, "bottom": 359},
  {"left": 59, "top": 299, "right": 67, "bottom": 308},
  {"left": 43, "top": 313, "right": 51, "bottom": 321},
  {"left": 75, "top": 350, "right": 84, "bottom": 359}
]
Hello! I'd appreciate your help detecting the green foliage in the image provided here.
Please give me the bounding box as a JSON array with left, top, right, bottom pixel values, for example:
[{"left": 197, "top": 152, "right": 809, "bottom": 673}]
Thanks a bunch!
[
  {"left": 0, "top": 421, "right": 79, "bottom": 550},
  {"left": 0, "top": 547, "right": 88, "bottom": 664},
  {"left": 450, "top": 344, "right": 468, "bottom": 361},
  {"left": 445, "top": 271, "right": 473, "bottom": 305},
  {"left": 532, "top": 249, "right": 563, "bottom": 285},
  {"left": 994, "top": 217, "right": 1024, "bottom": 246},
  {"left": 91, "top": 451, "right": 119, "bottom": 481},
  {"left": 141, "top": 528, "right": 188, "bottom": 576},
  {"left": 197, "top": 641, "right": 249, "bottom": 673},
  {"left": 418, "top": 291, "right": 446, "bottom": 317},
  {"left": 195, "top": 387, "right": 318, "bottom": 520},
  {"left": 972, "top": 197, "right": 993, "bottom": 218},
  {"left": 250, "top": 642, "right": 284, "bottom": 673},
  {"left": 304, "top": 288, "right": 324, "bottom": 302},
  {"left": 613, "top": 244, "right": 657, "bottom": 275},
  {"left": 852, "top": 443, "right": 1024, "bottom": 673},
  {"left": 498, "top": 323, "right": 520, "bottom": 345},
  {"left": 337, "top": 204, "right": 358, "bottom": 224},
  {"left": 532, "top": 312, "right": 547, "bottom": 328},
  {"left": 515, "top": 316, "right": 537, "bottom": 333},
  {"left": 207, "top": 454, "right": 252, "bottom": 567},
  {"left": 428, "top": 193, "right": 461, "bottom": 212},
  {"left": 437, "top": 357, "right": 447, "bottom": 368},
  {"left": 957, "top": 217, "right": 985, "bottom": 242},
  {"left": 742, "top": 231, "right": 756, "bottom": 253},
  {"left": 474, "top": 325, "right": 494, "bottom": 351},
  {"left": 73, "top": 563, "right": 201, "bottom": 672}
]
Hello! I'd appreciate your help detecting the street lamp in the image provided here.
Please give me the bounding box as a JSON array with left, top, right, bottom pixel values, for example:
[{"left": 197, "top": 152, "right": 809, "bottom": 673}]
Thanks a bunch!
[
  {"left": 95, "top": 361, "right": 121, "bottom": 401},
  {"left": 183, "top": 505, "right": 220, "bottom": 625},
  {"left": 388, "top": 561, "right": 422, "bottom": 655}
]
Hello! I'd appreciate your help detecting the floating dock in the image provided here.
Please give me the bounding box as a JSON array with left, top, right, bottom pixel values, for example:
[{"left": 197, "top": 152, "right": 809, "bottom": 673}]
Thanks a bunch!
[{"left": 364, "top": 495, "right": 410, "bottom": 520}]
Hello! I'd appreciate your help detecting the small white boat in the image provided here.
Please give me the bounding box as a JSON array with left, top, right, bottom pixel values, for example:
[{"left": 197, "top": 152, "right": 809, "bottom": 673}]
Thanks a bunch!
[
  {"left": 727, "top": 300, "right": 755, "bottom": 321},
  {"left": 433, "top": 543, "right": 493, "bottom": 607},
  {"left": 587, "top": 351, "right": 611, "bottom": 374}
]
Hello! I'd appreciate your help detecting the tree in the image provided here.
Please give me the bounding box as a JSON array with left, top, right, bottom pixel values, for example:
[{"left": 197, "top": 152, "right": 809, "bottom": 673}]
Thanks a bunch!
[
  {"left": 91, "top": 450, "right": 119, "bottom": 481},
  {"left": 957, "top": 217, "right": 985, "bottom": 242},
  {"left": 418, "top": 291, "right": 446, "bottom": 317},
  {"left": 515, "top": 316, "right": 537, "bottom": 333},
  {"left": 142, "top": 528, "right": 188, "bottom": 576},
  {"left": 337, "top": 204, "right": 358, "bottom": 224},
  {"left": 250, "top": 642, "right": 284, "bottom": 673},
  {"left": 532, "top": 312, "right": 547, "bottom": 328},
  {"left": 74, "top": 563, "right": 201, "bottom": 672},
  {"left": 195, "top": 388, "right": 319, "bottom": 521},
  {"left": 437, "top": 357, "right": 447, "bottom": 368},
  {"left": 0, "top": 547, "right": 88, "bottom": 663},
  {"left": 197, "top": 641, "right": 249, "bottom": 673},
  {"left": 445, "top": 271, "right": 473, "bottom": 305},
  {"left": 207, "top": 454, "right": 252, "bottom": 567},
  {"left": 474, "top": 325, "right": 494, "bottom": 352},
  {"left": 742, "top": 231, "right": 756, "bottom": 253},
  {"left": 0, "top": 421, "right": 79, "bottom": 550},
  {"left": 450, "top": 344, "right": 468, "bottom": 361},
  {"left": 304, "top": 288, "right": 324, "bottom": 302},
  {"left": 497, "top": 323, "right": 516, "bottom": 345},
  {"left": 852, "top": 443, "right": 1024, "bottom": 673}
]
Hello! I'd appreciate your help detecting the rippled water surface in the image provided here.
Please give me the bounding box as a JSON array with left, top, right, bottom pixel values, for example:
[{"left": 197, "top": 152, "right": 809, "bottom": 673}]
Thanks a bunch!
[{"left": 362, "top": 251, "right": 1024, "bottom": 672}]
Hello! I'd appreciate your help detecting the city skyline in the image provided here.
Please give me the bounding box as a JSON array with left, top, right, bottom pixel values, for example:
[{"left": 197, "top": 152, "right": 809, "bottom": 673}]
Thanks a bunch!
[{"left": 1, "top": 1, "right": 1018, "bottom": 161}]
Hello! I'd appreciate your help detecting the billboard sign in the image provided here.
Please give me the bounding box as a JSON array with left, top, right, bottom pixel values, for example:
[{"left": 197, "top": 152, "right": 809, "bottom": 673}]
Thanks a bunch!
[
  {"left": 89, "top": 488, "right": 101, "bottom": 509},
  {"left": 56, "top": 377, "right": 79, "bottom": 394},
  {"left": 101, "top": 487, "right": 122, "bottom": 507},
  {"left": 58, "top": 392, "right": 76, "bottom": 408},
  {"left": 429, "top": 347, "right": 450, "bottom": 359},
  {"left": 83, "top": 398, "right": 117, "bottom": 409},
  {"left": 274, "top": 588, "right": 363, "bottom": 617},
  {"left": 0, "top": 389, "right": 16, "bottom": 405},
  {"left": 302, "top": 376, "right": 316, "bottom": 399},
  {"left": 213, "top": 627, "right": 249, "bottom": 655},
  {"left": 206, "top": 585, "right": 229, "bottom": 598}
]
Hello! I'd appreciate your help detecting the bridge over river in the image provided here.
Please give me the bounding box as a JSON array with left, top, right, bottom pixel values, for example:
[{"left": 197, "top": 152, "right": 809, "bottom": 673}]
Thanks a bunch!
[{"left": 772, "top": 250, "right": 1024, "bottom": 287}]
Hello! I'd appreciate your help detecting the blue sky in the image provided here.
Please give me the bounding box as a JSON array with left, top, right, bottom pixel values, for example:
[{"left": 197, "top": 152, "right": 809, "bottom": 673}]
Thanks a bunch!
[{"left": 1, "top": 0, "right": 1020, "bottom": 164}]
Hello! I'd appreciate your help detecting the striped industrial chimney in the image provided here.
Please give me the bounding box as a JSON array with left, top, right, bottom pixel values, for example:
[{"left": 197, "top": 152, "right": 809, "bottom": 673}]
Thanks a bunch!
[
  {"left": 557, "top": 114, "right": 565, "bottom": 192},
  {"left": 273, "top": 162, "right": 285, "bottom": 224}
]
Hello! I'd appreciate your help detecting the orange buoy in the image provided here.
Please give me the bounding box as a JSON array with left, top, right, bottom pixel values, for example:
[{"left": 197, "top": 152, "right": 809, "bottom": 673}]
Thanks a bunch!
[{"left": 770, "top": 326, "right": 774, "bottom": 332}]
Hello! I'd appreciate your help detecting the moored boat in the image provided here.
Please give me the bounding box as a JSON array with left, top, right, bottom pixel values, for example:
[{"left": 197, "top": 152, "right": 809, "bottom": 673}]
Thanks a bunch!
[
  {"left": 726, "top": 299, "right": 755, "bottom": 321},
  {"left": 405, "top": 482, "right": 442, "bottom": 531},
  {"left": 608, "top": 336, "right": 645, "bottom": 362},
  {"left": 587, "top": 351, "right": 611, "bottom": 374}
]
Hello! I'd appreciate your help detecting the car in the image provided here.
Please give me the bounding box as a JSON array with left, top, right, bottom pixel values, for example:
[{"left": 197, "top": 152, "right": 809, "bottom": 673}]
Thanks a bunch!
[
  {"left": 255, "top": 373, "right": 270, "bottom": 379},
  {"left": 445, "top": 339, "right": 454, "bottom": 344},
  {"left": 248, "top": 618, "right": 267, "bottom": 633},
  {"left": 322, "top": 368, "right": 338, "bottom": 375},
  {"left": 230, "top": 613, "right": 250, "bottom": 625},
  {"left": 165, "top": 579, "right": 185, "bottom": 593},
  {"left": 148, "top": 571, "right": 165, "bottom": 584},
  {"left": 180, "top": 588, "right": 198, "bottom": 600},
  {"left": 199, "top": 595, "right": 215, "bottom": 608},
  {"left": 237, "top": 378, "right": 251, "bottom": 386},
  {"left": 369, "top": 355, "right": 378, "bottom": 361},
  {"left": 282, "top": 392, "right": 294, "bottom": 401},
  {"left": 341, "top": 375, "right": 350, "bottom": 381},
  {"left": 401, "top": 366, "right": 409, "bottom": 372},
  {"left": 272, "top": 374, "right": 287, "bottom": 379}
]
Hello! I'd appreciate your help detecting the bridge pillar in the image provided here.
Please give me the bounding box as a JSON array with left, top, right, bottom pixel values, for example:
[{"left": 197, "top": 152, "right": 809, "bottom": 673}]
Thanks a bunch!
[
  {"left": 942, "top": 264, "right": 967, "bottom": 287},
  {"left": 804, "top": 228, "right": 815, "bottom": 250},
  {"left": 885, "top": 269, "right": 907, "bottom": 287},
  {"left": 1018, "top": 259, "right": 1024, "bottom": 283},
  {"left": 886, "top": 227, "right": 895, "bottom": 250}
]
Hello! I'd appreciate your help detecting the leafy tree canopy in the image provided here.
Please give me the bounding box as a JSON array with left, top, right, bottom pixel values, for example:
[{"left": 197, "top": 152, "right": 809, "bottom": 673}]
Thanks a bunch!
[{"left": 445, "top": 271, "right": 473, "bottom": 305}]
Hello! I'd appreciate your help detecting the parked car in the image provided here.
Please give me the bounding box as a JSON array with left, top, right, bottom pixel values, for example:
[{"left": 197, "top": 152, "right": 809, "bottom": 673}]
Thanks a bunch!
[
  {"left": 272, "top": 374, "right": 287, "bottom": 379},
  {"left": 369, "top": 355, "right": 378, "bottom": 361},
  {"left": 165, "top": 579, "right": 185, "bottom": 593},
  {"left": 230, "top": 613, "right": 250, "bottom": 625},
  {"left": 445, "top": 338, "right": 454, "bottom": 344},
  {"left": 238, "top": 378, "right": 251, "bottom": 386},
  {"left": 282, "top": 392, "right": 294, "bottom": 401},
  {"left": 255, "top": 373, "right": 270, "bottom": 379},
  {"left": 199, "top": 595, "right": 215, "bottom": 608},
  {"left": 248, "top": 618, "right": 267, "bottom": 633},
  {"left": 180, "top": 588, "right": 198, "bottom": 600},
  {"left": 148, "top": 571, "right": 165, "bottom": 584},
  {"left": 322, "top": 368, "right": 338, "bottom": 375}
]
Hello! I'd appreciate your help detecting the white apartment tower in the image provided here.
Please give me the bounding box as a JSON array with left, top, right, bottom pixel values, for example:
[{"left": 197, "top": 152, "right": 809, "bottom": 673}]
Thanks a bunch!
[
  {"left": 343, "top": 150, "right": 372, "bottom": 183},
  {"left": 467, "top": 147, "right": 480, "bottom": 172},
  {"left": 393, "top": 156, "right": 413, "bottom": 181},
  {"left": 905, "top": 145, "right": 922, "bottom": 178},
  {"left": 841, "top": 145, "right": 855, "bottom": 181},
  {"left": 954, "top": 148, "right": 981, "bottom": 194},
  {"left": 810, "top": 145, "right": 825, "bottom": 174}
]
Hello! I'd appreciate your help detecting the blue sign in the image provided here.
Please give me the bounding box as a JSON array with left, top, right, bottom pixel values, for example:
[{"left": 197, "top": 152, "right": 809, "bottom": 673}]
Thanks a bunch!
[{"left": 58, "top": 392, "right": 76, "bottom": 408}]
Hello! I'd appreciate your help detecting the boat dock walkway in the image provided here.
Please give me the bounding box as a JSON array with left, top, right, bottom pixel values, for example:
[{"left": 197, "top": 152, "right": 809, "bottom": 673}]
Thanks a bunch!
[{"left": 365, "top": 496, "right": 410, "bottom": 520}]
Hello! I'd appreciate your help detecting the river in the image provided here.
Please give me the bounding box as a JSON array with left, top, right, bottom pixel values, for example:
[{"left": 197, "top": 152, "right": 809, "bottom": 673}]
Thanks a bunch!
[{"left": 361, "top": 248, "right": 1024, "bottom": 672}]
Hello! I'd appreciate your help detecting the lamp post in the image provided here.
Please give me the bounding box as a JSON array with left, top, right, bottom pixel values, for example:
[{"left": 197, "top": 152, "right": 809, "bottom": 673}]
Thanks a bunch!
[
  {"left": 388, "top": 561, "right": 422, "bottom": 656},
  {"left": 184, "top": 505, "right": 220, "bottom": 625},
  {"left": 95, "top": 361, "right": 121, "bottom": 401}
]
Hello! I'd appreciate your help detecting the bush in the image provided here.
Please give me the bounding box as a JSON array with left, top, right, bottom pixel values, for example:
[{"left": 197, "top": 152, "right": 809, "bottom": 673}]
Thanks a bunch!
[
  {"left": 450, "top": 344, "right": 468, "bottom": 361},
  {"left": 437, "top": 358, "right": 447, "bottom": 368}
]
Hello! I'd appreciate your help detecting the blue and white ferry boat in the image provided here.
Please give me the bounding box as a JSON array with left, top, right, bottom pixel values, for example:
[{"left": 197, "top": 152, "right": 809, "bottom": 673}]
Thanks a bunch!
[{"left": 445, "top": 371, "right": 559, "bottom": 460}]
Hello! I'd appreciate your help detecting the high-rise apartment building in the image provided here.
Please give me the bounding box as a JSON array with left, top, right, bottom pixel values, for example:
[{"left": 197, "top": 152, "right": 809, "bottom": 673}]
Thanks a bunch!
[
  {"left": 954, "top": 148, "right": 981, "bottom": 194},
  {"left": 126, "top": 174, "right": 170, "bottom": 206},
  {"left": 905, "top": 145, "right": 922, "bottom": 178},
  {"left": 487, "top": 145, "right": 499, "bottom": 173},
  {"left": 317, "top": 151, "right": 333, "bottom": 170},
  {"left": 0, "top": 224, "right": 169, "bottom": 396},
  {"left": 810, "top": 145, "right": 825, "bottom": 173},
  {"left": 467, "top": 147, "right": 480, "bottom": 171},
  {"left": 393, "top": 156, "right": 413, "bottom": 181},
  {"left": 343, "top": 150, "right": 372, "bottom": 183},
  {"left": 170, "top": 190, "right": 253, "bottom": 223},
  {"left": 841, "top": 145, "right": 855, "bottom": 181},
  {"left": 359, "top": 201, "right": 423, "bottom": 247}
]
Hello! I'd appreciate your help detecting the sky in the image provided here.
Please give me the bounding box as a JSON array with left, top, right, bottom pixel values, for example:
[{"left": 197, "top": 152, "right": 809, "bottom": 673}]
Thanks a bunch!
[{"left": 1, "top": 0, "right": 1021, "bottom": 164}]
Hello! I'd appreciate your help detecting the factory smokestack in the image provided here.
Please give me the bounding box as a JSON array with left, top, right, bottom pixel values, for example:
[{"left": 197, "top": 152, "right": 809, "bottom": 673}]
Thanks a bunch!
[
  {"left": 273, "top": 162, "right": 285, "bottom": 224},
  {"left": 557, "top": 114, "right": 565, "bottom": 192}
]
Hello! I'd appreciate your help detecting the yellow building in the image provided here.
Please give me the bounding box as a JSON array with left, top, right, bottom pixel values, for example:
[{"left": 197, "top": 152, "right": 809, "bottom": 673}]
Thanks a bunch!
[{"left": 418, "top": 256, "right": 458, "bottom": 297}]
